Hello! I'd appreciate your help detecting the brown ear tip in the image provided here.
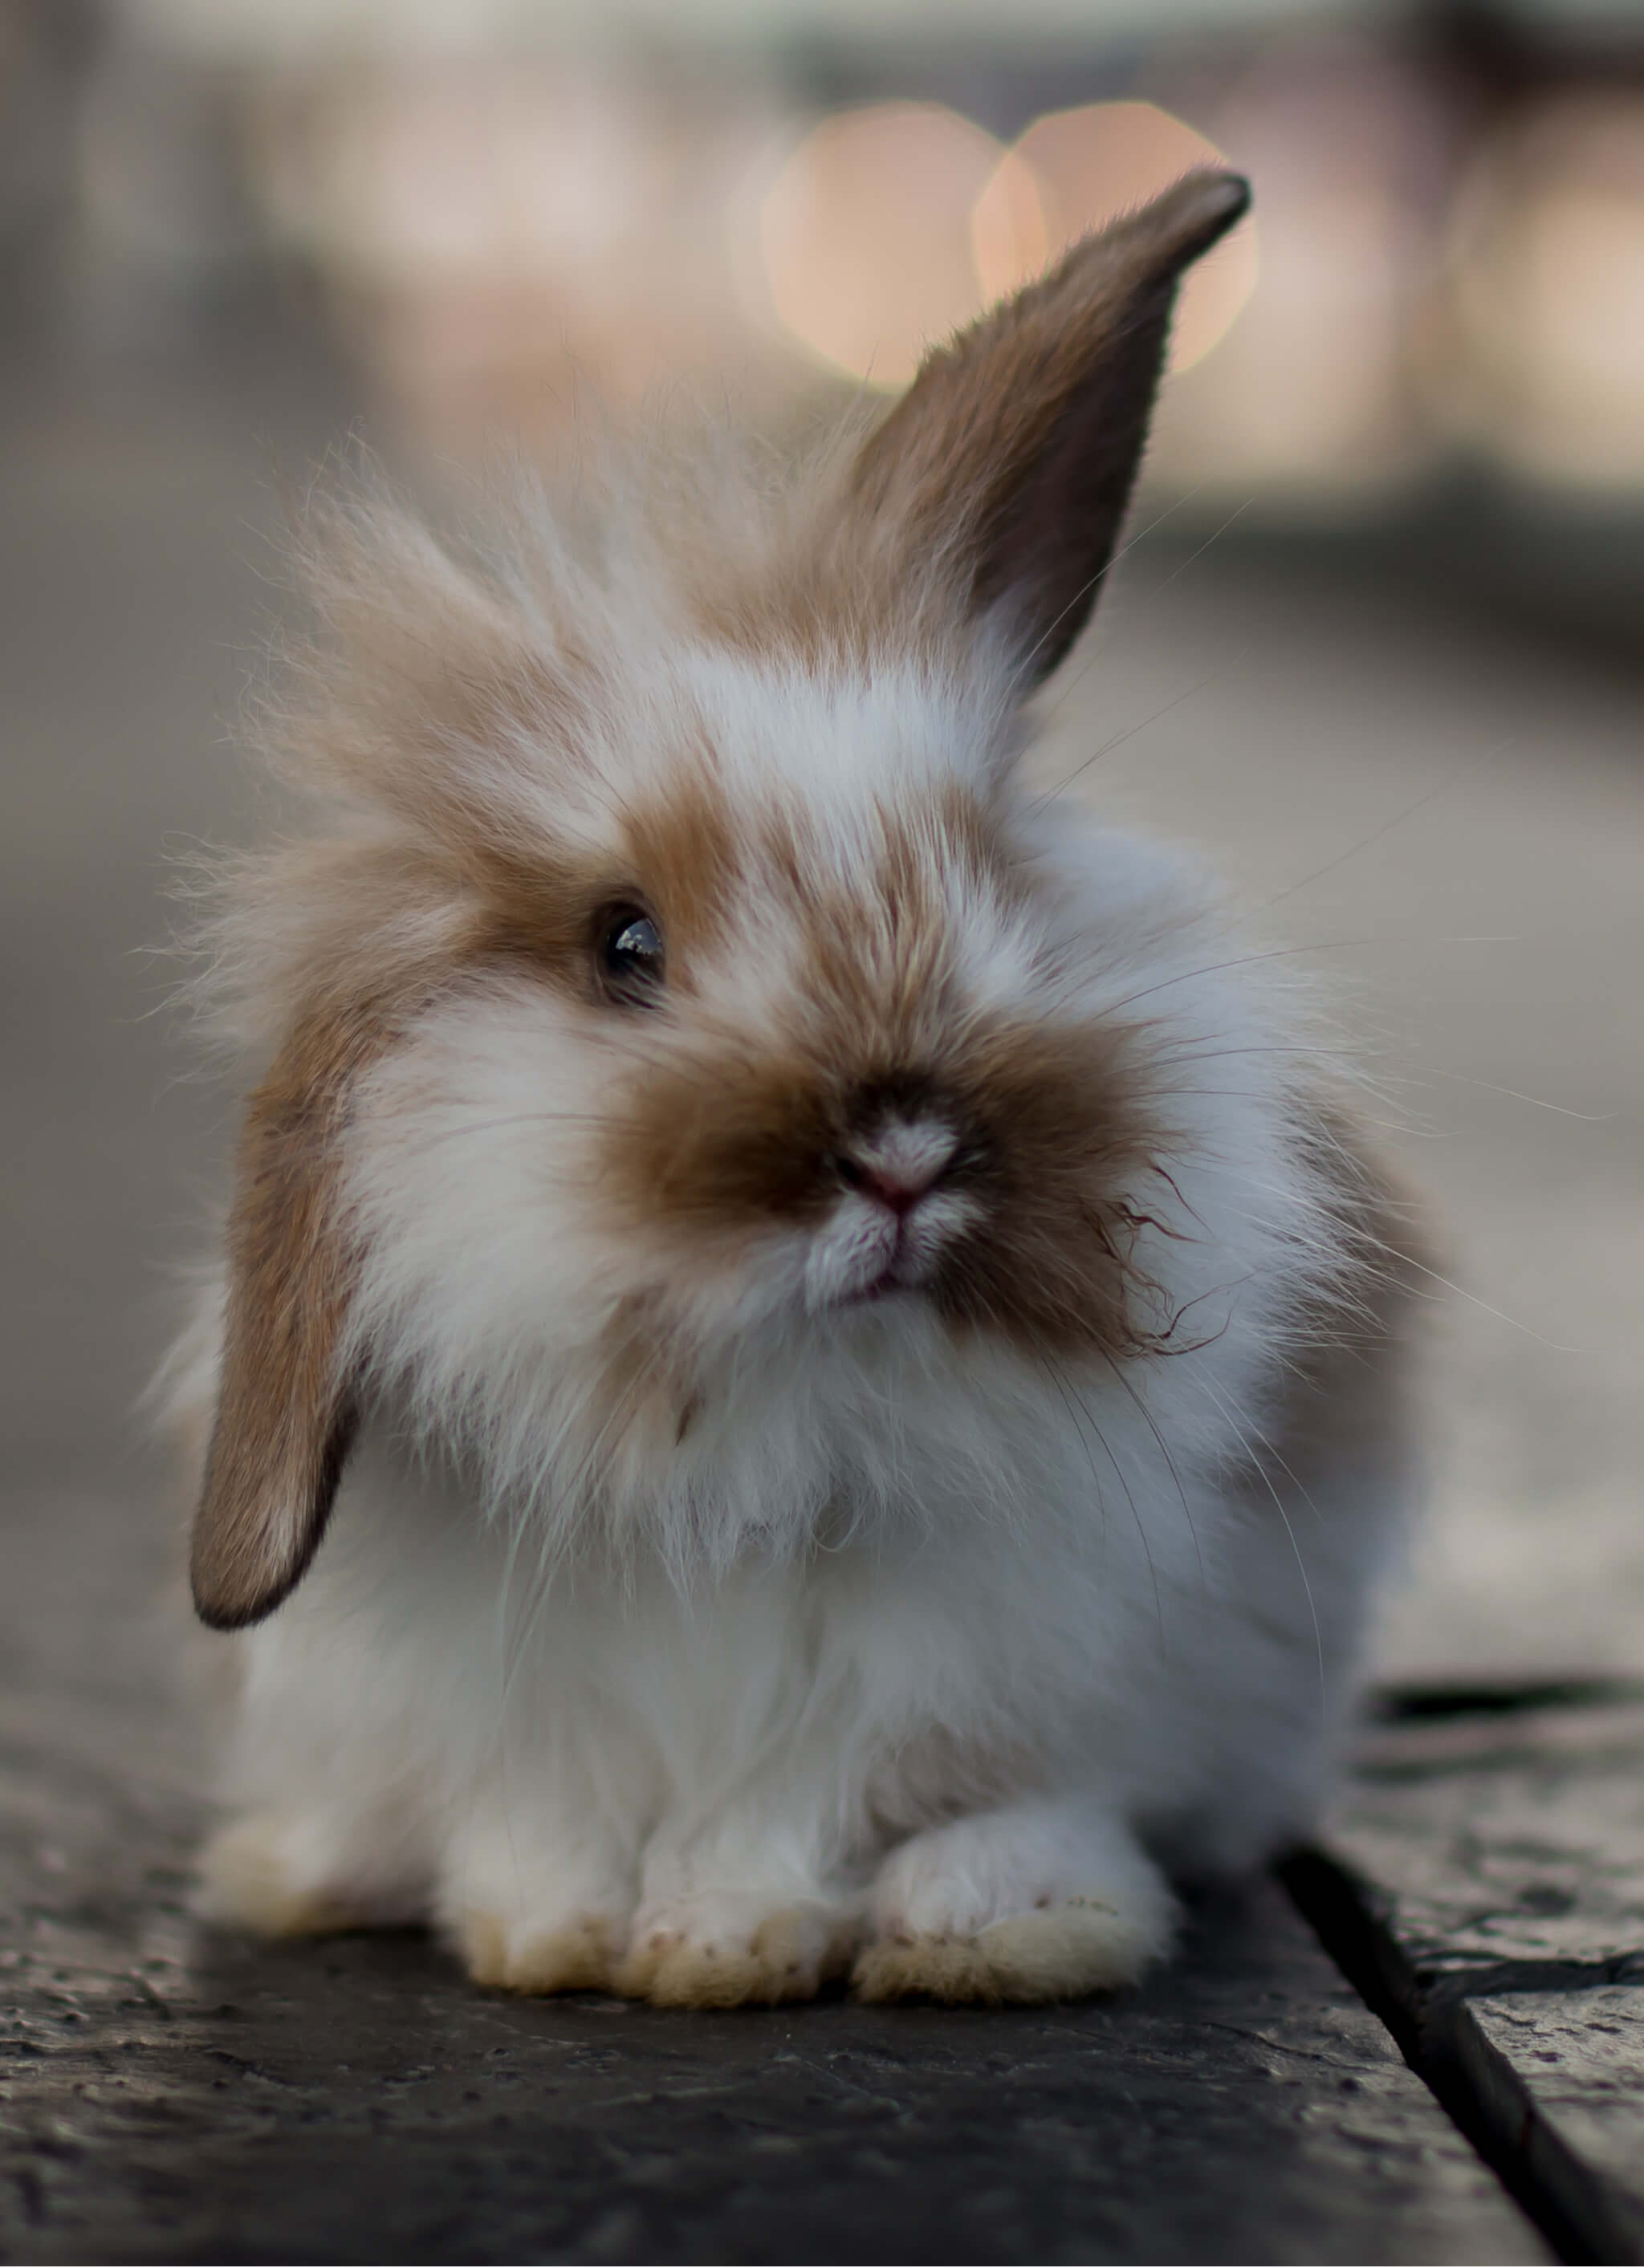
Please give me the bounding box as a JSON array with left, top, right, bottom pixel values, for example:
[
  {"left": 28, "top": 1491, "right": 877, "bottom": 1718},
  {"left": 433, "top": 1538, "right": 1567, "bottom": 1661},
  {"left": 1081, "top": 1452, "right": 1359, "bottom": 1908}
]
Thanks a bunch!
[
  {"left": 1162, "top": 167, "right": 1252, "bottom": 254},
  {"left": 1049, "top": 167, "right": 1251, "bottom": 295},
  {"left": 191, "top": 1586, "right": 269, "bottom": 1633},
  {"left": 189, "top": 1549, "right": 297, "bottom": 1632},
  {"left": 189, "top": 1406, "right": 356, "bottom": 1631},
  {"left": 188, "top": 1472, "right": 332, "bottom": 1631},
  {"left": 1196, "top": 169, "right": 1251, "bottom": 225}
]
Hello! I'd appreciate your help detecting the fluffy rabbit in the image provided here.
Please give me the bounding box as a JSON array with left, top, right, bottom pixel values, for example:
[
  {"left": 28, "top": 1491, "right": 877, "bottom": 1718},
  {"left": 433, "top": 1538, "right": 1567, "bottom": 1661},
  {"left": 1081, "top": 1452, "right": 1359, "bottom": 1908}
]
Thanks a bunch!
[{"left": 173, "top": 171, "right": 1426, "bottom": 2007}]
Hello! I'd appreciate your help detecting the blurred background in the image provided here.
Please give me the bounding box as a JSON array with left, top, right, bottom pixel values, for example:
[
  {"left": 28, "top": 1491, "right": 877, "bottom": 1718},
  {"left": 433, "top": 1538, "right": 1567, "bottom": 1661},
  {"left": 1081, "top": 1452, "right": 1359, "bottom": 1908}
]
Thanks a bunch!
[{"left": 2, "top": 0, "right": 1641, "bottom": 1725}]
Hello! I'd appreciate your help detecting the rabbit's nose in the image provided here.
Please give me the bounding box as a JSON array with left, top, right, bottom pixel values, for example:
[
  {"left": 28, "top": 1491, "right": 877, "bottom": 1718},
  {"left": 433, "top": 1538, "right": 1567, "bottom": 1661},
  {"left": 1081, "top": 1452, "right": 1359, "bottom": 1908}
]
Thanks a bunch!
[
  {"left": 832, "top": 1120, "right": 958, "bottom": 1214},
  {"left": 834, "top": 1157, "right": 933, "bottom": 1215}
]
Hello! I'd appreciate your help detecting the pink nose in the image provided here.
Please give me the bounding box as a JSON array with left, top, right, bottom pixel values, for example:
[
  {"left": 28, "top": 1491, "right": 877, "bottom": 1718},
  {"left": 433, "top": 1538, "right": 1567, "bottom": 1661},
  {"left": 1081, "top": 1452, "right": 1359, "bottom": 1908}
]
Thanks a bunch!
[{"left": 835, "top": 1156, "right": 942, "bottom": 1216}]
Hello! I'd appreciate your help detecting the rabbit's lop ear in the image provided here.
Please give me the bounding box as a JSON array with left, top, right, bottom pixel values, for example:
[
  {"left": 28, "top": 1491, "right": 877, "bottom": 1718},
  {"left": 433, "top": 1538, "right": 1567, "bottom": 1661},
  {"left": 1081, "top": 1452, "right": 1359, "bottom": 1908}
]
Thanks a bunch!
[
  {"left": 190, "top": 1014, "right": 367, "bottom": 1630},
  {"left": 848, "top": 169, "right": 1250, "bottom": 690}
]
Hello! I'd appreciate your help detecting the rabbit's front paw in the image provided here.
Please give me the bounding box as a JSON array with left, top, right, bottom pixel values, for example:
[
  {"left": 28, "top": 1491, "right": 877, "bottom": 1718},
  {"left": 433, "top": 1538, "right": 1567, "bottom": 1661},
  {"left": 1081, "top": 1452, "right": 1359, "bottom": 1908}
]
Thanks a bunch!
[
  {"left": 436, "top": 1807, "right": 633, "bottom": 1995},
  {"left": 852, "top": 1898, "right": 1162, "bottom": 2003},
  {"left": 453, "top": 1907, "right": 624, "bottom": 1994},
  {"left": 613, "top": 1894, "right": 861, "bottom": 2008},
  {"left": 853, "top": 1801, "right": 1176, "bottom": 2004},
  {"left": 197, "top": 1811, "right": 426, "bottom": 1938}
]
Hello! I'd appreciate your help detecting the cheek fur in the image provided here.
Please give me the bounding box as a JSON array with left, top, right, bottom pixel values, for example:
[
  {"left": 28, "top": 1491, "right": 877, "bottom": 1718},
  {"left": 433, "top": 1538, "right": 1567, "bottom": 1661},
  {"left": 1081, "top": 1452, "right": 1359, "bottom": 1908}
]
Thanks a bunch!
[
  {"left": 924, "top": 1029, "right": 1178, "bottom": 1361},
  {"left": 598, "top": 1002, "right": 1173, "bottom": 1364}
]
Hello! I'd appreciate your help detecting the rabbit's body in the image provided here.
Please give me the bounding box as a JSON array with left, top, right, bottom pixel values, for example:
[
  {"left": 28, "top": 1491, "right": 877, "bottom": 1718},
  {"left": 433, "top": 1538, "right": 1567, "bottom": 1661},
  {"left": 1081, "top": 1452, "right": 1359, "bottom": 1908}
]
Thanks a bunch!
[
  {"left": 202, "top": 1369, "right": 1403, "bottom": 2002},
  {"left": 176, "top": 173, "right": 1427, "bottom": 2004},
  {"left": 201, "top": 1255, "right": 1411, "bottom": 2005}
]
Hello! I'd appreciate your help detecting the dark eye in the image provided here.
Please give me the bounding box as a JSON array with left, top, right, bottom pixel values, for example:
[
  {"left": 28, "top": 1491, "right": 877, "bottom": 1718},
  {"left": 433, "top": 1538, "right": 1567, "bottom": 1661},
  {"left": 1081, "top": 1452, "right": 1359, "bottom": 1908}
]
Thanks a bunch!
[{"left": 598, "top": 906, "right": 665, "bottom": 1002}]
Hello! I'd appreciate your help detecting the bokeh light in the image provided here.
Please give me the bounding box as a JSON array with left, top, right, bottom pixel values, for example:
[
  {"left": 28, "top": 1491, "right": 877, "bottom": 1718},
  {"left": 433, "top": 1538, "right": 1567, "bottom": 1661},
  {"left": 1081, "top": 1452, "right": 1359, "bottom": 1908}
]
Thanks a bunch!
[
  {"left": 975, "top": 102, "right": 1259, "bottom": 372},
  {"left": 759, "top": 97, "right": 1255, "bottom": 392},
  {"left": 1144, "top": 39, "right": 1449, "bottom": 500},
  {"left": 757, "top": 100, "right": 1011, "bottom": 388},
  {"left": 1440, "top": 91, "right": 1644, "bottom": 489}
]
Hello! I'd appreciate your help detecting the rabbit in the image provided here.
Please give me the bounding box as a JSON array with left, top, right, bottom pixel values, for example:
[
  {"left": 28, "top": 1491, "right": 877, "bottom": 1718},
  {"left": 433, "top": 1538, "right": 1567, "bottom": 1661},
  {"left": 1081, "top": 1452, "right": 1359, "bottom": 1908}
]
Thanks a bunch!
[{"left": 169, "top": 169, "right": 1428, "bottom": 2009}]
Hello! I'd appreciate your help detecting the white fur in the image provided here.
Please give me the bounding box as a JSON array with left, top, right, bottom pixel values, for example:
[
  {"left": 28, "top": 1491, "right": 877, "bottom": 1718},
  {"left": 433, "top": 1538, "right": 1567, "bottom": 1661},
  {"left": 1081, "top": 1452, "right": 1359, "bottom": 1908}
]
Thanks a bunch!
[{"left": 183, "top": 623, "right": 1415, "bottom": 2002}]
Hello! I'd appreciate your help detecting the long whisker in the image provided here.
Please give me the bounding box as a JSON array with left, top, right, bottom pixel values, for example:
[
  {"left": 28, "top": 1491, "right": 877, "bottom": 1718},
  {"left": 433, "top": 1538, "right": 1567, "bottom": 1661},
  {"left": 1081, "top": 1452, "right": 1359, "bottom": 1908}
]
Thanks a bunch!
[
  {"left": 1012, "top": 483, "right": 1211, "bottom": 687},
  {"left": 1243, "top": 785, "right": 1451, "bottom": 915},
  {"left": 1032, "top": 658, "right": 1247, "bottom": 811},
  {"left": 1050, "top": 1356, "right": 1167, "bottom": 1648},
  {"left": 1035, "top": 1351, "right": 1113, "bottom": 1568},
  {"left": 1098, "top": 1349, "right": 1206, "bottom": 1589},
  {"left": 1098, "top": 940, "right": 1383, "bottom": 1018},
  {"left": 1044, "top": 498, "right": 1253, "bottom": 721},
  {"left": 1393, "top": 1254, "right": 1582, "bottom": 1353},
  {"left": 1404, "top": 1066, "right": 1613, "bottom": 1121}
]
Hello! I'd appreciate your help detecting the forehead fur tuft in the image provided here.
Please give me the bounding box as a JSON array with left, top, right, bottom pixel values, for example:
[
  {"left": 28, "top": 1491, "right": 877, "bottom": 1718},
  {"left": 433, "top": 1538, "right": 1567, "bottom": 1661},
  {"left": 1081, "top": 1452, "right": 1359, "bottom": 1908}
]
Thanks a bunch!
[{"left": 206, "top": 413, "right": 1021, "bottom": 1051}]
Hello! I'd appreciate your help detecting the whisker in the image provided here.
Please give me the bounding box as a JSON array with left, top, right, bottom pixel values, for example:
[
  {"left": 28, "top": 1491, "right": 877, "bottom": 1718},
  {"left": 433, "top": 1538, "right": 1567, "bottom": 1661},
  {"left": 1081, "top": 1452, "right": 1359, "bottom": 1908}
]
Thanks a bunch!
[
  {"left": 1013, "top": 484, "right": 1211, "bottom": 688},
  {"left": 1099, "top": 940, "right": 1383, "bottom": 1018},
  {"left": 1145, "top": 498, "right": 1255, "bottom": 604},
  {"left": 1146, "top": 1041, "right": 1371, "bottom": 1068},
  {"left": 1033, "top": 657, "right": 1248, "bottom": 811},
  {"left": 1047, "top": 1354, "right": 1165, "bottom": 1648},
  {"left": 1097, "top": 1351, "right": 1207, "bottom": 1592},
  {"left": 1406, "top": 1067, "right": 1613, "bottom": 1122},
  {"left": 1245, "top": 783, "right": 1452, "bottom": 917},
  {"left": 1036, "top": 1351, "right": 1113, "bottom": 1566},
  {"left": 1394, "top": 1255, "right": 1583, "bottom": 1353},
  {"left": 1045, "top": 498, "right": 1252, "bottom": 720}
]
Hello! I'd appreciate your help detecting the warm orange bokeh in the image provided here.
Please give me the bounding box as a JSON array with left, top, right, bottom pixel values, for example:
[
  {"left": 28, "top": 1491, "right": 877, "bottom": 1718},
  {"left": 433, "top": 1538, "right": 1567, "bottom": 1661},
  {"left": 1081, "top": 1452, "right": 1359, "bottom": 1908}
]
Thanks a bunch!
[
  {"left": 759, "top": 98, "right": 1256, "bottom": 388},
  {"left": 757, "top": 101, "right": 1010, "bottom": 388},
  {"left": 978, "top": 103, "right": 1259, "bottom": 373}
]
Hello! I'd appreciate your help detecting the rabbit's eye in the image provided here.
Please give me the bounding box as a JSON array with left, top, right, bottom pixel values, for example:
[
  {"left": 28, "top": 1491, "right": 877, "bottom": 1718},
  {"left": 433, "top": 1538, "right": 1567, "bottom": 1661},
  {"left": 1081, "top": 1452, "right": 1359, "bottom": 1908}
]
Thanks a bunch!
[{"left": 598, "top": 907, "right": 665, "bottom": 1002}]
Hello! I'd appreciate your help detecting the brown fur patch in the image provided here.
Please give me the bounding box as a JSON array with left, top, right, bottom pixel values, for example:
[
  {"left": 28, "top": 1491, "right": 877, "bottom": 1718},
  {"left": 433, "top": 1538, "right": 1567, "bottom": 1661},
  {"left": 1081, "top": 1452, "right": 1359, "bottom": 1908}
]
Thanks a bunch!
[
  {"left": 463, "top": 843, "right": 612, "bottom": 993},
  {"left": 621, "top": 755, "right": 743, "bottom": 969},
  {"left": 466, "top": 758, "right": 743, "bottom": 999},
  {"left": 271, "top": 490, "right": 588, "bottom": 851},
  {"left": 192, "top": 1001, "right": 373, "bottom": 1628},
  {"left": 601, "top": 788, "right": 1170, "bottom": 1363},
  {"left": 926, "top": 1020, "right": 1173, "bottom": 1360},
  {"left": 191, "top": 953, "right": 460, "bottom": 1629}
]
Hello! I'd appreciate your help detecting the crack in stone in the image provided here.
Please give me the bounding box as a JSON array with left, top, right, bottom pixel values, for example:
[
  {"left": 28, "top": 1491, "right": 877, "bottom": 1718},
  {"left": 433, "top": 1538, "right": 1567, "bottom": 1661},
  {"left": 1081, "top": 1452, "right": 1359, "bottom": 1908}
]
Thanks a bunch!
[
  {"left": 1418, "top": 1957, "right": 1644, "bottom": 2013},
  {"left": 1197, "top": 2021, "right": 1377, "bottom": 2075},
  {"left": 1373, "top": 1681, "right": 1644, "bottom": 1725},
  {"left": 1280, "top": 1847, "right": 1644, "bottom": 2266}
]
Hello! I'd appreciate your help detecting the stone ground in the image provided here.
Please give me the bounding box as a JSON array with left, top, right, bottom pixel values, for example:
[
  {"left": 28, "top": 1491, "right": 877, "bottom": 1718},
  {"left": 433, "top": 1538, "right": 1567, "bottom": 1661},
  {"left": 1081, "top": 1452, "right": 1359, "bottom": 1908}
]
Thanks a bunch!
[{"left": 2, "top": 295, "right": 1642, "bottom": 2262}]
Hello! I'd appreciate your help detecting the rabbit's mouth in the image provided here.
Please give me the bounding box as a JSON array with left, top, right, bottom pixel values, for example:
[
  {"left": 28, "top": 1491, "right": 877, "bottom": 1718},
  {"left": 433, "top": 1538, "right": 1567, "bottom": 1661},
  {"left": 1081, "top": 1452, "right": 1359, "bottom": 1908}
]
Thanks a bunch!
[
  {"left": 806, "top": 1178, "right": 980, "bottom": 1315},
  {"left": 838, "top": 1264, "right": 910, "bottom": 1309}
]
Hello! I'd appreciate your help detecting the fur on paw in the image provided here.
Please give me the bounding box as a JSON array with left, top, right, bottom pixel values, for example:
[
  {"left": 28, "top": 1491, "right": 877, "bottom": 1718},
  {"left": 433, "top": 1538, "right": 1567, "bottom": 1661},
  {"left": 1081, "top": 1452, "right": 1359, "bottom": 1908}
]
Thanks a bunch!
[
  {"left": 852, "top": 1896, "right": 1165, "bottom": 2005},
  {"left": 612, "top": 1897, "right": 860, "bottom": 2009},
  {"left": 454, "top": 1908, "right": 621, "bottom": 1995},
  {"left": 197, "top": 1815, "right": 411, "bottom": 1938}
]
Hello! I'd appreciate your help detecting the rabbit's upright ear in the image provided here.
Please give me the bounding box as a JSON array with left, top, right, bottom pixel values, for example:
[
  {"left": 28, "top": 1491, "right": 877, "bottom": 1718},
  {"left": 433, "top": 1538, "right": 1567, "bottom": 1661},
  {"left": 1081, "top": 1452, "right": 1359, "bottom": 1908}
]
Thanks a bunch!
[
  {"left": 847, "top": 169, "right": 1250, "bottom": 690},
  {"left": 190, "top": 1012, "right": 370, "bottom": 1630}
]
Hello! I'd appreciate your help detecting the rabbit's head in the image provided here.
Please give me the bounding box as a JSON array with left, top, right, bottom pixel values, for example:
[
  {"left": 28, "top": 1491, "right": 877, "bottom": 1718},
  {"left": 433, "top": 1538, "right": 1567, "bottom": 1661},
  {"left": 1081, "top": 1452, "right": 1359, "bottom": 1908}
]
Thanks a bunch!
[{"left": 190, "top": 173, "right": 1268, "bottom": 1628}]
